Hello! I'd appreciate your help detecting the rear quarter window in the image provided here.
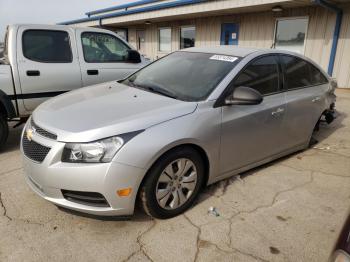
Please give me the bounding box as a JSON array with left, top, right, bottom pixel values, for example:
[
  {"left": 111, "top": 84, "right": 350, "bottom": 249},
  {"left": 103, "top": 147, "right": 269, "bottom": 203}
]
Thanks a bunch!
[
  {"left": 22, "top": 30, "right": 72, "bottom": 63},
  {"left": 280, "top": 55, "right": 328, "bottom": 90}
]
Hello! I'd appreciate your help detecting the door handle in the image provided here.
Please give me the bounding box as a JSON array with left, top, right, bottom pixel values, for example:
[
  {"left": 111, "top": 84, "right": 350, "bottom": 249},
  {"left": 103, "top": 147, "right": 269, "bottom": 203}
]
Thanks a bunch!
[
  {"left": 312, "top": 97, "right": 321, "bottom": 103},
  {"left": 87, "top": 69, "right": 99, "bottom": 75},
  {"left": 271, "top": 107, "right": 284, "bottom": 116},
  {"left": 26, "top": 70, "right": 40, "bottom": 76}
]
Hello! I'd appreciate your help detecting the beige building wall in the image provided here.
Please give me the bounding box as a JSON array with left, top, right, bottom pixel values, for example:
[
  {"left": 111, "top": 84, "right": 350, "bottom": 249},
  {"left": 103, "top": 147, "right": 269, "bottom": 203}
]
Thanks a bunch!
[
  {"left": 117, "top": 5, "right": 350, "bottom": 88},
  {"left": 334, "top": 4, "right": 350, "bottom": 89}
]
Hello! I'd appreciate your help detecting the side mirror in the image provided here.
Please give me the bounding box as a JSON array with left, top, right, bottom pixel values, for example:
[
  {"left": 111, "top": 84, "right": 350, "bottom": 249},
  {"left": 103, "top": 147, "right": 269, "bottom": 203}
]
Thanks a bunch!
[
  {"left": 225, "top": 86, "right": 263, "bottom": 105},
  {"left": 127, "top": 49, "right": 142, "bottom": 63}
]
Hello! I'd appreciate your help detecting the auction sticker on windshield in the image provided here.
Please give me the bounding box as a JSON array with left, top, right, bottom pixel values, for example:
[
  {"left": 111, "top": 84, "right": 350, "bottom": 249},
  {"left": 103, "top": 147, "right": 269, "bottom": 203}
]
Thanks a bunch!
[{"left": 210, "top": 55, "right": 238, "bottom": 63}]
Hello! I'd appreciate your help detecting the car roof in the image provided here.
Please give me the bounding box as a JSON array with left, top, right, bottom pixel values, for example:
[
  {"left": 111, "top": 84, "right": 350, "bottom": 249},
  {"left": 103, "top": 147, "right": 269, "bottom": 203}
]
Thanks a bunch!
[{"left": 181, "top": 46, "right": 264, "bottom": 57}]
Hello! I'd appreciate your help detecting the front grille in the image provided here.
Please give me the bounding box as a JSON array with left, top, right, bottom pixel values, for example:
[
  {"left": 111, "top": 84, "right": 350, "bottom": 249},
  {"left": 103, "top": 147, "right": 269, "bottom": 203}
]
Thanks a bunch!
[
  {"left": 31, "top": 118, "right": 57, "bottom": 140},
  {"left": 61, "top": 190, "right": 110, "bottom": 207},
  {"left": 22, "top": 135, "right": 51, "bottom": 163}
]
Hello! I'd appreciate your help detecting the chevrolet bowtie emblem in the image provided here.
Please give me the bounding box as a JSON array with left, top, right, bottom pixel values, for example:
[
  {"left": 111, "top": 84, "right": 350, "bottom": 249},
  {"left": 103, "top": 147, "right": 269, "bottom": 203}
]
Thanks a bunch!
[{"left": 26, "top": 128, "right": 35, "bottom": 141}]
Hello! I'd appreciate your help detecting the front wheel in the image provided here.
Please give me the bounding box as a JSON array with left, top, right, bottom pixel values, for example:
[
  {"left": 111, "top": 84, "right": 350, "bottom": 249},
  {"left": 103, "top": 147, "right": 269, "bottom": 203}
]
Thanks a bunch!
[
  {"left": 140, "top": 147, "right": 204, "bottom": 219},
  {"left": 0, "top": 116, "right": 9, "bottom": 151}
]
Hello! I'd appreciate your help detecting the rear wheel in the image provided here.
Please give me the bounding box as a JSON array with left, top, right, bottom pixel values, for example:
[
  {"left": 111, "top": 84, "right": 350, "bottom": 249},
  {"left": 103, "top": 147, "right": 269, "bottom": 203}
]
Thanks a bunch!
[
  {"left": 0, "top": 115, "right": 9, "bottom": 151},
  {"left": 140, "top": 147, "right": 204, "bottom": 219}
]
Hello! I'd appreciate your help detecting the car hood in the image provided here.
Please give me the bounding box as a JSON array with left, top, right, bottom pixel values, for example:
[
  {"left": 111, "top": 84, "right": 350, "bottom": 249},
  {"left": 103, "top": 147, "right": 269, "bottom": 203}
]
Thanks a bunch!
[{"left": 32, "top": 81, "right": 197, "bottom": 142}]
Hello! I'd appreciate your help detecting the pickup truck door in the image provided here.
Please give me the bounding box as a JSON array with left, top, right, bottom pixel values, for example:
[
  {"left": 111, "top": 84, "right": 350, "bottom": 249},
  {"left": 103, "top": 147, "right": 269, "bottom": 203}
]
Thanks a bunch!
[
  {"left": 16, "top": 25, "right": 82, "bottom": 112},
  {"left": 75, "top": 28, "right": 145, "bottom": 86}
]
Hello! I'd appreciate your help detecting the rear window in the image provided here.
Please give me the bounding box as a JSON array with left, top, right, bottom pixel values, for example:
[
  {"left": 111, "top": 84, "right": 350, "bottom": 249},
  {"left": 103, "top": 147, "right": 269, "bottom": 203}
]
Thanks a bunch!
[
  {"left": 22, "top": 30, "right": 72, "bottom": 63},
  {"left": 280, "top": 55, "right": 328, "bottom": 90}
]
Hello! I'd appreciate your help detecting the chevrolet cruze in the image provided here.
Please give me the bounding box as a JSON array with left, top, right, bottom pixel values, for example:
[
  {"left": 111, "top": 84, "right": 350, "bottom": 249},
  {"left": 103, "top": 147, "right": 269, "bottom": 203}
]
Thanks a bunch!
[{"left": 21, "top": 47, "right": 336, "bottom": 219}]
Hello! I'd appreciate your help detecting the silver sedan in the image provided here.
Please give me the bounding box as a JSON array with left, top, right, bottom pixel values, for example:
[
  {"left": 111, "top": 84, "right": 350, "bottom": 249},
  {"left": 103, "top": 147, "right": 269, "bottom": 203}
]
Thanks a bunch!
[{"left": 21, "top": 47, "right": 336, "bottom": 219}]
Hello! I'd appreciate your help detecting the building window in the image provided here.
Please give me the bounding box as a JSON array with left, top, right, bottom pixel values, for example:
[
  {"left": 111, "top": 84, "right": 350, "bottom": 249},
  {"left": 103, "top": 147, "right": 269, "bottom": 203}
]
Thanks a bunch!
[
  {"left": 274, "top": 17, "right": 308, "bottom": 54},
  {"left": 180, "top": 26, "right": 195, "bottom": 49},
  {"left": 158, "top": 28, "right": 171, "bottom": 52},
  {"left": 115, "top": 29, "right": 128, "bottom": 41}
]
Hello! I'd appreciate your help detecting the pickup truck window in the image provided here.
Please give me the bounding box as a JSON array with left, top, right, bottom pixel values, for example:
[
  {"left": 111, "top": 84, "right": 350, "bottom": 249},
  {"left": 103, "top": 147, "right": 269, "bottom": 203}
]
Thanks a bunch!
[
  {"left": 81, "top": 32, "right": 130, "bottom": 63},
  {"left": 22, "top": 30, "right": 72, "bottom": 63}
]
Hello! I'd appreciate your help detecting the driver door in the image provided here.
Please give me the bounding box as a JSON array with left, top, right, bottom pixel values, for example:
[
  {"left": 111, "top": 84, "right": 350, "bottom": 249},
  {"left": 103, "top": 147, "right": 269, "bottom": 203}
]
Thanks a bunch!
[
  {"left": 75, "top": 28, "right": 143, "bottom": 86},
  {"left": 219, "top": 55, "right": 289, "bottom": 174}
]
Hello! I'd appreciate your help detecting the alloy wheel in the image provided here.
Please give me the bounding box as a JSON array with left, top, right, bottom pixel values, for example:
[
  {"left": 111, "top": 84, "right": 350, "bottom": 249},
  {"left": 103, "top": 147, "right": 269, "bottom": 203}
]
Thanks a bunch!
[{"left": 155, "top": 158, "right": 198, "bottom": 210}]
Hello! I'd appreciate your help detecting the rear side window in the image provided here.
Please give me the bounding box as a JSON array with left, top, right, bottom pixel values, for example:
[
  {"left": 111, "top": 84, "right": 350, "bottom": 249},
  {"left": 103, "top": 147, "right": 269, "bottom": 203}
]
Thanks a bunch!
[
  {"left": 22, "top": 30, "right": 72, "bottom": 63},
  {"left": 280, "top": 55, "right": 328, "bottom": 90},
  {"left": 81, "top": 32, "right": 130, "bottom": 63},
  {"left": 234, "top": 55, "right": 280, "bottom": 95}
]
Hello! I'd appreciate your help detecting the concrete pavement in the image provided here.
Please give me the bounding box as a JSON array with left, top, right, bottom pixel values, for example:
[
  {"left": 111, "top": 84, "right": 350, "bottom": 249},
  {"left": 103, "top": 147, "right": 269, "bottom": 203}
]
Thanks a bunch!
[{"left": 0, "top": 90, "right": 349, "bottom": 262}]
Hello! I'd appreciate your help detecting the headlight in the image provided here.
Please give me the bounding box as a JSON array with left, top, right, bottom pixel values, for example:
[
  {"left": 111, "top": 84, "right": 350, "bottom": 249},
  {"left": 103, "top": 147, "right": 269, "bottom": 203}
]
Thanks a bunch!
[{"left": 62, "top": 131, "right": 143, "bottom": 163}]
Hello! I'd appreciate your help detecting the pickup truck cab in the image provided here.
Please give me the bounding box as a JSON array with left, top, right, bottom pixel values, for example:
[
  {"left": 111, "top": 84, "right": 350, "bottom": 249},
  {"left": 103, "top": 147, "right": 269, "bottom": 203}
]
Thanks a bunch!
[{"left": 0, "top": 24, "right": 149, "bottom": 149}]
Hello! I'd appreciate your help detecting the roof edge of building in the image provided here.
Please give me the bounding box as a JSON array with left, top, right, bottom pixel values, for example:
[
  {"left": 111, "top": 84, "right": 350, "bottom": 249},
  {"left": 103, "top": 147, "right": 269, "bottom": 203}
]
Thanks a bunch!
[
  {"left": 85, "top": 0, "right": 159, "bottom": 16},
  {"left": 59, "top": 0, "right": 208, "bottom": 25}
]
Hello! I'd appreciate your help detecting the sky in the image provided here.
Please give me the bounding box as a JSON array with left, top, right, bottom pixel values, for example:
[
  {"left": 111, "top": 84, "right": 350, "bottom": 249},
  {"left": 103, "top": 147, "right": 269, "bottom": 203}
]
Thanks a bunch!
[{"left": 0, "top": 0, "right": 134, "bottom": 41}]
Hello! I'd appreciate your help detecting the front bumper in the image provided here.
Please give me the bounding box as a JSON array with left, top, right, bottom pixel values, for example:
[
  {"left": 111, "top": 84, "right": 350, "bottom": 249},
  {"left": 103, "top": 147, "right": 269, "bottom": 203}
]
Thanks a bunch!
[{"left": 21, "top": 130, "right": 146, "bottom": 216}]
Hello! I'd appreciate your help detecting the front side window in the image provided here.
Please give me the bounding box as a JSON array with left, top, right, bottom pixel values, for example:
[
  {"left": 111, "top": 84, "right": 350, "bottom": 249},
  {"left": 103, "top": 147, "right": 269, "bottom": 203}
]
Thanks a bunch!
[
  {"left": 122, "top": 52, "right": 240, "bottom": 101},
  {"left": 158, "top": 28, "right": 171, "bottom": 52},
  {"left": 180, "top": 26, "right": 195, "bottom": 49},
  {"left": 234, "top": 56, "right": 280, "bottom": 95},
  {"left": 281, "top": 55, "right": 328, "bottom": 90},
  {"left": 274, "top": 18, "right": 308, "bottom": 54},
  {"left": 22, "top": 30, "right": 72, "bottom": 63},
  {"left": 81, "top": 32, "right": 130, "bottom": 63}
]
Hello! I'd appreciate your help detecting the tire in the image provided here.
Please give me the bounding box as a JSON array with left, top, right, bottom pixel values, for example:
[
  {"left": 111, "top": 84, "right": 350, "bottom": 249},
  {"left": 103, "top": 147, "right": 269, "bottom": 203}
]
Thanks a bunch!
[
  {"left": 140, "top": 146, "right": 205, "bottom": 219},
  {"left": 0, "top": 115, "right": 9, "bottom": 151}
]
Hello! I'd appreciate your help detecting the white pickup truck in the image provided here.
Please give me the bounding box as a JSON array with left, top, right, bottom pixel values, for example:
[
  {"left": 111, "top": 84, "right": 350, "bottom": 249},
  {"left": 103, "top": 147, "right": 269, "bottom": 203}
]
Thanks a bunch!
[{"left": 0, "top": 24, "right": 149, "bottom": 149}]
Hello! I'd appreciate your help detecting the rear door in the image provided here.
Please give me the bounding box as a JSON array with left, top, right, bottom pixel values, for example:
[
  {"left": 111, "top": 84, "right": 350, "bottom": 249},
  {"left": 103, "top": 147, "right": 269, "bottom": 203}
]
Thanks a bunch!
[
  {"left": 220, "top": 55, "right": 289, "bottom": 174},
  {"left": 75, "top": 28, "right": 144, "bottom": 86},
  {"left": 279, "top": 55, "right": 329, "bottom": 148},
  {"left": 17, "top": 26, "right": 82, "bottom": 112}
]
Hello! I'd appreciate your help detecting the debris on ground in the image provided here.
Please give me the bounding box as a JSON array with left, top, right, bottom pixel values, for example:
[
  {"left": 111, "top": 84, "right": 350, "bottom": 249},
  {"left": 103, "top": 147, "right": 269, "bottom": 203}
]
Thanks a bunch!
[
  {"left": 313, "top": 146, "right": 331, "bottom": 150},
  {"left": 208, "top": 206, "right": 220, "bottom": 217}
]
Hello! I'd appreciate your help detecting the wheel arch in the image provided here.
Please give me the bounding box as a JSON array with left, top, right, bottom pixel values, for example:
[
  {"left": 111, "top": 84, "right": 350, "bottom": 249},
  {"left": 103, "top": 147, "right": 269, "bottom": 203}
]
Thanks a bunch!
[
  {"left": 136, "top": 143, "right": 211, "bottom": 199},
  {"left": 0, "top": 90, "right": 16, "bottom": 118}
]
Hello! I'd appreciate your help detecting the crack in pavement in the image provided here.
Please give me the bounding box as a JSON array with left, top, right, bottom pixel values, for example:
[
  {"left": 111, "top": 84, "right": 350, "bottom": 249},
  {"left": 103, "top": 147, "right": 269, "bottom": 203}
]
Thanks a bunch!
[
  {"left": 280, "top": 163, "right": 350, "bottom": 178},
  {"left": 188, "top": 170, "right": 315, "bottom": 261},
  {"left": 0, "top": 167, "right": 23, "bottom": 177},
  {"left": 224, "top": 171, "right": 315, "bottom": 262},
  {"left": 0, "top": 192, "right": 12, "bottom": 221},
  {"left": 183, "top": 213, "right": 201, "bottom": 262},
  {"left": 0, "top": 192, "right": 45, "bottom": 226},
  {"left": 306, "top": 148, "right": 350, "bottom": 159},
  {"left": 122, "top": 219, "right": 156, "bottom": 262},
  {"left": 183, "top": 213, "right": 269, "bottom": 262}
]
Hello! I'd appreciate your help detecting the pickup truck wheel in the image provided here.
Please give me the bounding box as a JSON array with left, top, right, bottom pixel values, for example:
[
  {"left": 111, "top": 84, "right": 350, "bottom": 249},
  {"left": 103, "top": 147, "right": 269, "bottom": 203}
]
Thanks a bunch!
[
  {"left": 140, "top": 147, "right": 204, "bottom": 219},
  {"left": 0, "top": 116, "right": 9, "bottom": 150}
]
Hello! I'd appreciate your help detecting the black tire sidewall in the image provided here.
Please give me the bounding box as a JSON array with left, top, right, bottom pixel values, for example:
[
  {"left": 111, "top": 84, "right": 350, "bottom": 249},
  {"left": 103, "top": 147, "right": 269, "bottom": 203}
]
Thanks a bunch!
[
  {"left": 0, "top": 116, "right": 9, "bottom": 150},
  {"left": 143, "top": 147, "right": 204, "bottom": 219}
]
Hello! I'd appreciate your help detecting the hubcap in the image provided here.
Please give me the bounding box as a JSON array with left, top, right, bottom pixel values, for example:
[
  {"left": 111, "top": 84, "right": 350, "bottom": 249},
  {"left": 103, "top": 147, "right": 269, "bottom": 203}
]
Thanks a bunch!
[{"left": 156, "top": 158, "right": 198, "bottom": 210}]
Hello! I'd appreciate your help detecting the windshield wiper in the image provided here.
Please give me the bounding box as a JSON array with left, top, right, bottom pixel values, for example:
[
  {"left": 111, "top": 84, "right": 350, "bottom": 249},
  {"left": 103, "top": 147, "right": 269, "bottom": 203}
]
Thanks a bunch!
[
  {"left": 123, "top": 79, "right": 178, "bottom": 99},
  {"left": 136, "top": 83, "right": 178, "bottom": 99}
]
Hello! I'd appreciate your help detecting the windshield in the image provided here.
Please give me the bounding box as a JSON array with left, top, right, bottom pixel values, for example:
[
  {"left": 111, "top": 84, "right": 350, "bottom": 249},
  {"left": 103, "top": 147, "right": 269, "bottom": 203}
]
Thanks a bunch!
[{"left": 121, "top": 51, "right": 241, "bottom": 101}]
